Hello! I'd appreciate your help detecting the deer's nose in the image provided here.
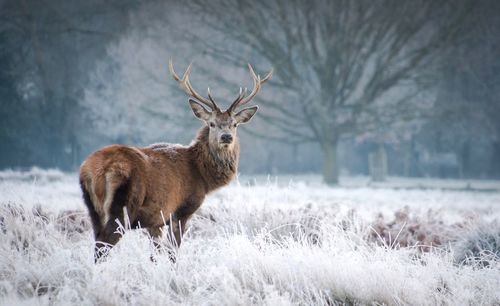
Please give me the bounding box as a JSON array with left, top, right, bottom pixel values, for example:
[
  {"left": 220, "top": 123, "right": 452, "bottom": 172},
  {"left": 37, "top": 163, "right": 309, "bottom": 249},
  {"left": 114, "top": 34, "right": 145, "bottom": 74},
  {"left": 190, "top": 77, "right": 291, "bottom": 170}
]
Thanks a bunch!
[{"left": 221, "top": 134, "right": 233, "bottom": 144}]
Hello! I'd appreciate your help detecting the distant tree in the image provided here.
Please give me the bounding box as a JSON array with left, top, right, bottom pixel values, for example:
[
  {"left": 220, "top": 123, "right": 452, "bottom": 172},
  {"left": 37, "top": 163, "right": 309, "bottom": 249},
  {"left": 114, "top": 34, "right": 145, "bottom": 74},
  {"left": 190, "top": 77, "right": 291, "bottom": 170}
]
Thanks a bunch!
[
  {"left": 0, "top": 0, "right": 137, "bottom": 169},
  {"left": 428, "top": 0, "right": 500, "bottom": 178},
  {"left": 82, "top": 25, "right": 199, "bottom": 146},
  {"left": 183, "top": 0, "right": 469, "bottom": 184}
]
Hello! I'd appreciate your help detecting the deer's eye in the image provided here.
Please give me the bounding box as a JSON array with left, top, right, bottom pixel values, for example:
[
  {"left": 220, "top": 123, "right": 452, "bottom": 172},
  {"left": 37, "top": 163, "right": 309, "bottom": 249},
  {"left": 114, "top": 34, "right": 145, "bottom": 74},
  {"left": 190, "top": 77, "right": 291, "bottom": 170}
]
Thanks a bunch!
[
  {"left": 233, "top": 123, "right": 238, "bottom": 128},
  {"left": 209, "top": 122, "right": 215, "bottom": 128}
]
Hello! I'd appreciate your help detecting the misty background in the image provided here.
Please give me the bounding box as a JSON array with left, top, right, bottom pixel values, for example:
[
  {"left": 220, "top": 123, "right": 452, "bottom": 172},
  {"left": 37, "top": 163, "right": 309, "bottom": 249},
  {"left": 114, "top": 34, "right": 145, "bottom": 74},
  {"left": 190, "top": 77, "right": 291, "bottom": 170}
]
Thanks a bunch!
[{"left": 1, "top": 0, "right": 499, "bottom": 185}]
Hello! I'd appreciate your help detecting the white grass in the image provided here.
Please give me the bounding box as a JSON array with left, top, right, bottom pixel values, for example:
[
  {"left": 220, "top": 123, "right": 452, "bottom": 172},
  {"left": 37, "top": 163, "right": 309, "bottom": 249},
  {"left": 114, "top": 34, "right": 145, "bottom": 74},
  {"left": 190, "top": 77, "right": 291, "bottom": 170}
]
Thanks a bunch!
[{"left": 0, "top": 169, "right": 499, "bottom": 305}]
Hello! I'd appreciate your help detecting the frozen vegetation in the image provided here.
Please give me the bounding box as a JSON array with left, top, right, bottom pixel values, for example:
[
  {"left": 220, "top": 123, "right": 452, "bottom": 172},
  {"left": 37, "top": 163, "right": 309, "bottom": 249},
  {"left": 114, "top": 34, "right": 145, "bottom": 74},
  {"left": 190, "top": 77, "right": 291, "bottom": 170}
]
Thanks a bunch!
[{"left": 0, "top": 168, "right": 499, "bottom": 305}]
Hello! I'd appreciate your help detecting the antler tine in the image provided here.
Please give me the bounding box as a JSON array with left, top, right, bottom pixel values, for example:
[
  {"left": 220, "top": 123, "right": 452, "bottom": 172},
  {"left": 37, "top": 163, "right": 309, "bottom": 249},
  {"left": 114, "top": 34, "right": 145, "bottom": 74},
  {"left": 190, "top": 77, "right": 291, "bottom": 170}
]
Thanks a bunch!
[
  {"left": 168, "top": 59, "right": 182, "bottom": 82},
  {"left": 261, "top": 67, "right": 273, "bottom": 83},
  {"left": 182, "top": 62, "right": 193, "bottom": 82},
  {"left": 186, "top": 74, "right": 220, "bottom": 110},
  {"left": 230, "top": 64, "right": 273, "bottom": 110},
  {"left": 227, "top": 87, "right": 247, "bottom": 112},
  {"left": 247, "top": 63, "right": 274, "bottom": 84},
  {"left": 207, "top": 87, "right": 219, "bottom": 108},
  {"left": 239, "top": 87, "right": 248, "bottom": 101},
  {"left": 227, "top": 87, "right": 247, "bottom": 113},
  {"left": 168, "top": 59, "right": 219, "bottom": 111}
]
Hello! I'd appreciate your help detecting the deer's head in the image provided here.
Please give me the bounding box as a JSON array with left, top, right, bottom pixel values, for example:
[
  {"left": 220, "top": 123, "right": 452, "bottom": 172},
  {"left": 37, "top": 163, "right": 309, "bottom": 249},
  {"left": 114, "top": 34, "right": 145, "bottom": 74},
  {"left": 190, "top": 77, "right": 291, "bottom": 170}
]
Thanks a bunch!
[{"left": 169, "top": 60, "right": 272, "bottom": 151}]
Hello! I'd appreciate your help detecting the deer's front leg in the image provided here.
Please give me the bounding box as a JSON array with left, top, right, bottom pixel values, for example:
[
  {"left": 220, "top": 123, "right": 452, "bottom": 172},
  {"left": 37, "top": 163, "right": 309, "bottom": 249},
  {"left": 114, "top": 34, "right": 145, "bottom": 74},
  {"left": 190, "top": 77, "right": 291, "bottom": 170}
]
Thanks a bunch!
[
  {"left": 148, "top": 224, "right": 178, "bottom": 262},
  {"left": 147, "top": 226, "right": 163, "bottom": 252},
  {"left": 147, "top": 215, "right": 186, "bottom": 262},
  {"left": 170, "top": 198, "right": 201, "bottom": 247},
  {"left": 171, "top": 216, "right": 189, "bottom": 247}
]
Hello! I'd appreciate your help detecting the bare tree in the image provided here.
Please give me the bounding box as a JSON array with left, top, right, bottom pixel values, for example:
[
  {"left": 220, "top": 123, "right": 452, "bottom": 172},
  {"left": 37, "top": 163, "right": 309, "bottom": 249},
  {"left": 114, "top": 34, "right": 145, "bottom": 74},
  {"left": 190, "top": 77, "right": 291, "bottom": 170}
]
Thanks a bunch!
[
  {"left": 185, "top": 0, "right": 469, "bottom": 184},
  {"left": 0, "top": 0, "right": 137, "bottom": 169}
]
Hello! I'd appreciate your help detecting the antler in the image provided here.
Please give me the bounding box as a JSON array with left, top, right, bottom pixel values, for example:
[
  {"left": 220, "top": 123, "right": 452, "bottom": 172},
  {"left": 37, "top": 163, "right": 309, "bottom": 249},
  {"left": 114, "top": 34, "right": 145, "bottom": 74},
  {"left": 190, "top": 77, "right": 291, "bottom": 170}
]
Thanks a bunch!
[
  {"left": 227, "top": 64, "right": 273, "bottom": 113},
  {"left": 169, "top": 59, "right": 220, "bottom": 111}
]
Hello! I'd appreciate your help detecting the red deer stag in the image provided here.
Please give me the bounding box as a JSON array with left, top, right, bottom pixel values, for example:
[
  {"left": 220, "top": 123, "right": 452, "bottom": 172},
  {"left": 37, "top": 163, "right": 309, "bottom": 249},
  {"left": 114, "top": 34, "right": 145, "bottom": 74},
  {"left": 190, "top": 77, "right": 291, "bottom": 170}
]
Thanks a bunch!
[{"left": 79, "top": 60, "right": 272, "bottom": 261}]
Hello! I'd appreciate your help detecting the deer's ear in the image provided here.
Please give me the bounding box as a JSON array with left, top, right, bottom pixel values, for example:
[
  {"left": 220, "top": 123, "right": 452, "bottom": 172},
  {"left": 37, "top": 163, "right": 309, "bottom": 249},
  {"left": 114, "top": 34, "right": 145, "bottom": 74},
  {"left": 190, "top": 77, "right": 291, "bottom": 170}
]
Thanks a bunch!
[
  {"left": 234, "top": 106, "right": 258, "bottom": 124},
  {"left": 189, "top": 99, "right": 211, "bottom": 121}
]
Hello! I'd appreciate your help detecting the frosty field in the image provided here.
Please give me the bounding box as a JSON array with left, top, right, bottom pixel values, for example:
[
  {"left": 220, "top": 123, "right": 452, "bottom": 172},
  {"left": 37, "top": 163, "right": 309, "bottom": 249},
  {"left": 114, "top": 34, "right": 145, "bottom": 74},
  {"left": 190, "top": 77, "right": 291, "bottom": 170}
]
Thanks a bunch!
[{"left": 0, "top": 169, "right": 499, "bottom": 305}]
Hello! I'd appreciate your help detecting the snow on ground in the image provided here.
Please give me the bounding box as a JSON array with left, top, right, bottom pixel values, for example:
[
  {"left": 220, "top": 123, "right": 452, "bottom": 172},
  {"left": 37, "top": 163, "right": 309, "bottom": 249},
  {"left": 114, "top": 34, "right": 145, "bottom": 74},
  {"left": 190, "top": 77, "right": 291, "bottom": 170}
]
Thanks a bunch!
[{"left": 0, "top": 168, "right": 499, "bottom": 305}]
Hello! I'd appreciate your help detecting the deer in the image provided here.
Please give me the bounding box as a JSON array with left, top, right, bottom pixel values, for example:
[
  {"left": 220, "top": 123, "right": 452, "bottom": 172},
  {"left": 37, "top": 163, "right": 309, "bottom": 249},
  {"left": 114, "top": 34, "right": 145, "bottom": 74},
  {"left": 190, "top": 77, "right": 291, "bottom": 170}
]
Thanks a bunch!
[{"left": 79, "top": 60, "right": 272, "bottom": 261}]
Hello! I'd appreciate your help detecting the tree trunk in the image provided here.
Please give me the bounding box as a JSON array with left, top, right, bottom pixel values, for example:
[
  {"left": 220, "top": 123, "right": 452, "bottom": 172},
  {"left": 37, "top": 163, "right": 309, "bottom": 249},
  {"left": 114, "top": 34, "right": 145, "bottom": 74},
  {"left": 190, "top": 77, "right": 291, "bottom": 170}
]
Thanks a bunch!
[
  {"left": 459, "top": 140, "right": 471, "bottom": 179},
  {"left": 491, "top": 140, "right": 500, "bottom": 179},
  {"left": 322, "top": 141, "right": 339, "bottom": 185},
  {"left": 369, "top": 143, "right": 388, "bottom": 182}
]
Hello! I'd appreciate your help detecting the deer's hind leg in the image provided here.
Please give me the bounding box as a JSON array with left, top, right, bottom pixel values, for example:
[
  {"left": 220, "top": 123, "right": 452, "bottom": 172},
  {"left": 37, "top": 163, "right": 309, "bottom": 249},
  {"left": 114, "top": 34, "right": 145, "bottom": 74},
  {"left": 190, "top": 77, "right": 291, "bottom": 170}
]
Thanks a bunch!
[
  {"left": 80, "top": 180, "right": 102, "bottom": 241},
  {"left": 147, "top": 226, "right": 165, "bottom": 262},
  {"left": 94, "top": 176, "right": 142, "bottom": 261}
]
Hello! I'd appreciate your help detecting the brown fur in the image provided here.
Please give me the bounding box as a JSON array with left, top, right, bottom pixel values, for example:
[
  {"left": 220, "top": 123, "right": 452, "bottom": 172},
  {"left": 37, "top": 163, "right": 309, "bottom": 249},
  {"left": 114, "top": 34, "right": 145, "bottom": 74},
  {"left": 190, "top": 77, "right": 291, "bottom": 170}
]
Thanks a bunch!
[{"left": 79, "top": 125, "right": 239, "bottom": 261}]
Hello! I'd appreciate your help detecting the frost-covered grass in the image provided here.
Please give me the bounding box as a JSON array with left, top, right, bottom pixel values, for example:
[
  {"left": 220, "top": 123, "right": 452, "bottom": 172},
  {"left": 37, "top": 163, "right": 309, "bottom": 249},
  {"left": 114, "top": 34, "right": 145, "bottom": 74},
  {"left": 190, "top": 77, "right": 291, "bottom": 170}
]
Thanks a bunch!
[{"left": 0, "top": 169, "right": 499, "bottom": 305}]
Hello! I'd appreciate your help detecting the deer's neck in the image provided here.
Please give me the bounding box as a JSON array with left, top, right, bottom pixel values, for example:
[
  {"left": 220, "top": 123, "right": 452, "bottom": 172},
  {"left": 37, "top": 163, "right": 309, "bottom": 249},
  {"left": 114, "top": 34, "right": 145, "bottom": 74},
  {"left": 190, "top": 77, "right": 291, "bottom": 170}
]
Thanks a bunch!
[{"left": 190, "top": 126, "right": 239, "bottom": 192}]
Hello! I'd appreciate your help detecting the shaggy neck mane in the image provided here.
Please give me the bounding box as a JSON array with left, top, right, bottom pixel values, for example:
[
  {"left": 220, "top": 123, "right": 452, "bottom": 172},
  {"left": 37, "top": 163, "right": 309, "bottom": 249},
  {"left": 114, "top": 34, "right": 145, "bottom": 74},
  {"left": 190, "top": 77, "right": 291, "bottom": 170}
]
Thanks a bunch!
[{"left": 190, "top": 126, "right": 239, "bottom": 192}]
